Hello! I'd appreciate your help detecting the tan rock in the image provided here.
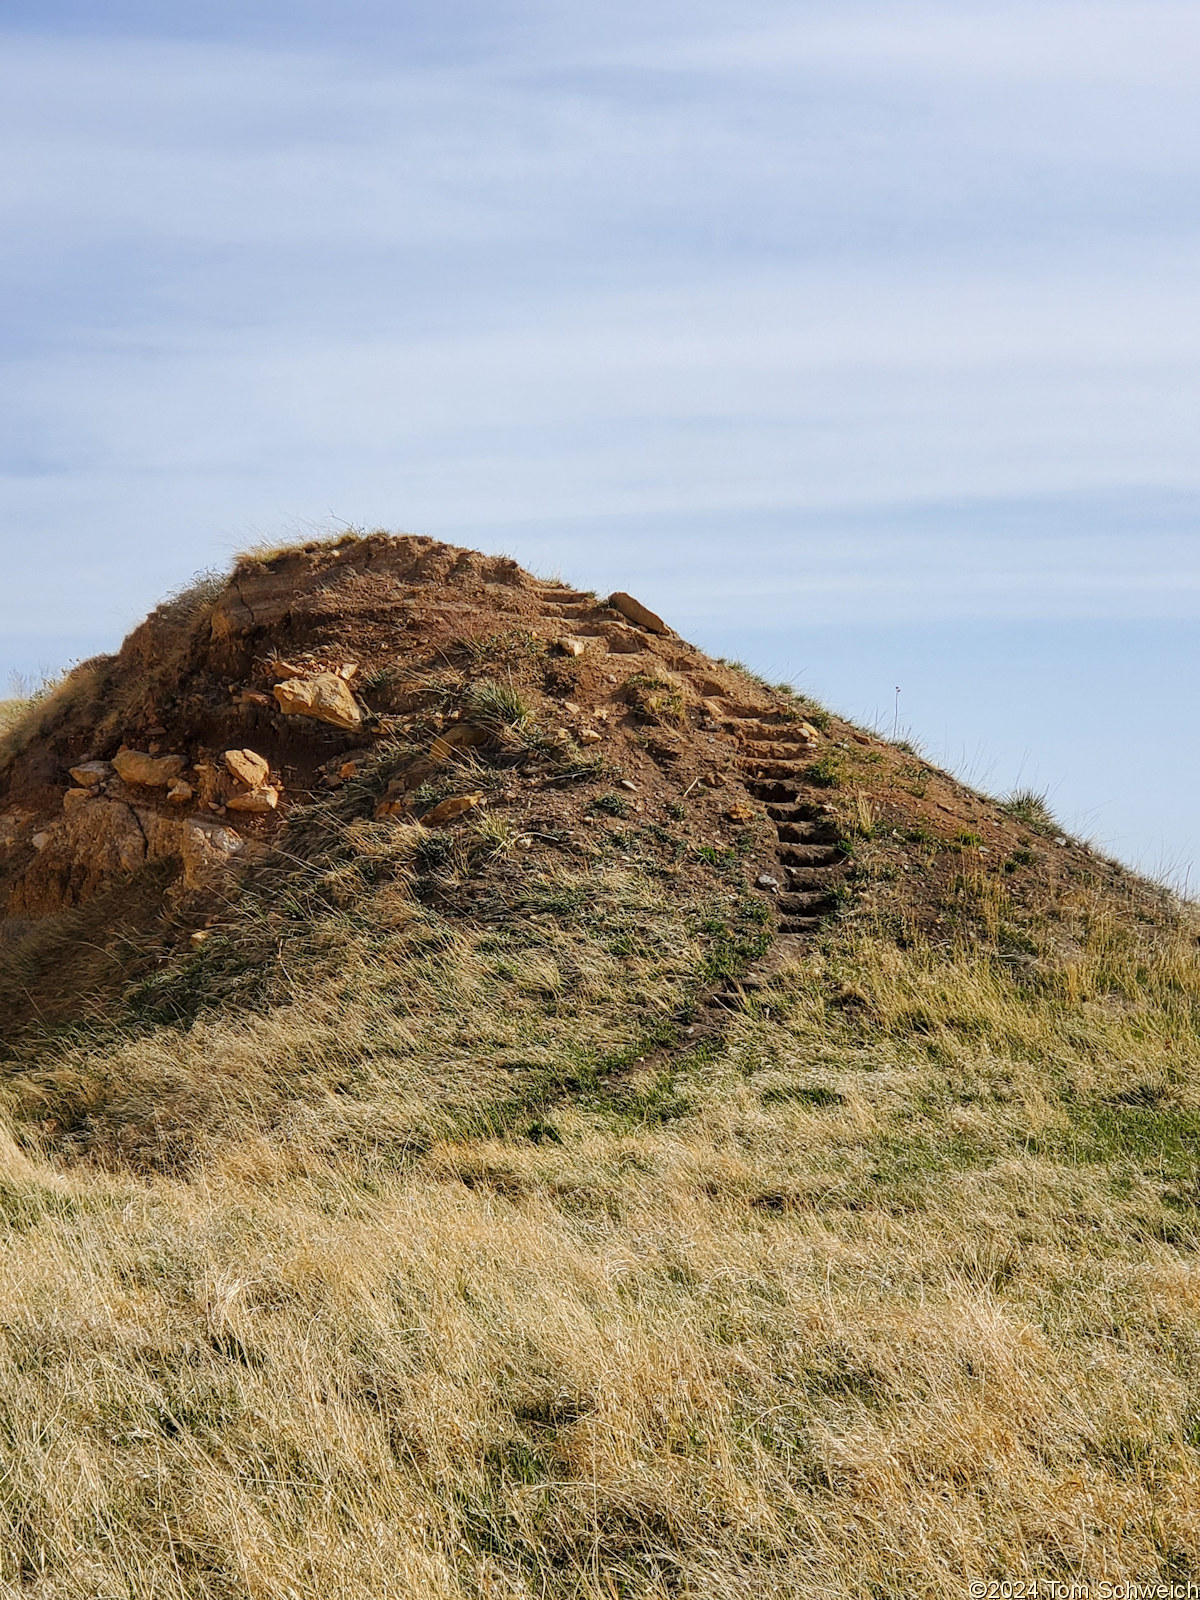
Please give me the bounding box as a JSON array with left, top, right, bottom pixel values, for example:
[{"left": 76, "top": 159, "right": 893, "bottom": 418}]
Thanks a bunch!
[
  {"left": 182, "top": 816, "right": 244, "bottom": 890},
  {"left": 337, "top": 662, "right": 359, "bottom": 680},
  {"left": 11, "top": 800, "right": 147, "bottom": 916},
  {"left": 725, "top": 803, "right": 757, "bottom": 822},
  {"left": 554, "top": 636, "right": 588, "bottom": 657},
  {"left": 419, "top": 793, "right": 483, "bottom": 828},
  {"left": 578, "top": 728, "right": 603, "bottom": 745},
  {"left": 62, "top": 787, "right": 94, "bottom": 811},
  {"left": 224, "top": 748, "right": 270, "bottom": 789},
  {"left": 609, "top": 592, "right": 668, "bottom": 634},
  {"left": 226, "top": 785, "right": 280, "bottom": 814},
  {"left": 428, "top": 723, "right": 488, "bottom": 761},
  {"left": 232, "top": 689, "right": 273, "bottom": 708},
  {"left": 136, "top": 812, "right": 185, "bottom": 861},
  {"left": 69, "top": 760, "right": 111, "bottom": 787},
  {"left": 272, "top": 673, "right": 362, "bottom": 730},
  {"left": 112, "top": 749, "right": 186, "bottom": 787},
  {"left": 600, "top": 623, "right": 647, "bottom": 655},
  {"left": 167, "top": 780, "right": 194, "bottom": 803}
]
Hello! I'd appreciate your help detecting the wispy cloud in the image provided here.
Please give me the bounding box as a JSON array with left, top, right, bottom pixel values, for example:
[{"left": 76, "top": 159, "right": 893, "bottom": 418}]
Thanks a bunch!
[{"left": 1, "top": 0, "right": 1198, "bottom": 638}]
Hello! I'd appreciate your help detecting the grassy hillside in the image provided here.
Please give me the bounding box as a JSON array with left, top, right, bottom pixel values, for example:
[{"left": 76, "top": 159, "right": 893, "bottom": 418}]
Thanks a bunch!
[
  {"left": 0, "top": 698, "right": 31, "bottom": 734},
  {"left": 1, "top": 539, "right": 1198, "bottom": 1596}
]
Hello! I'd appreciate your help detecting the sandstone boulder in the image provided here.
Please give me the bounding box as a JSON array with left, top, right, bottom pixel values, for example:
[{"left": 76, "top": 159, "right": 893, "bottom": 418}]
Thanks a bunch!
[
  {"left": 227, "top": 785, "right": 280, "bottom": 814},
  {"left": 182, "top": 817, "right": 244, "bottom": 890},
  {"left": 609, "top": 592, "right": 667, "bottom": 634},
  {"left": 113, "top": 750, "right": 187, "bottom": 787},
  {"left": 9, "top": 800, "right": 147, "bottom": 916},
  {"left": 599, "top": 624, "right": 648, "bottom": 655},
  {"left": 136, "top": 811, "right": 185, "bottom": 862},
  {"left": 224, "top": 748, "right": 270, "bottom": 789},
  {"left": 272, "top": 674, "right": 362, "bottom": 730},
  {"left": 69, "top": 760, "right": 111, "bottom": 787}
]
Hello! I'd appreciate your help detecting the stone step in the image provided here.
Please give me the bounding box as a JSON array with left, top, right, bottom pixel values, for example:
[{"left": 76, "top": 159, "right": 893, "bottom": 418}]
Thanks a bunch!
[
  {"left": 779, "top": 915, "right": 822, "bottom": 934},
  {"left": 777, "top": 890, "right": 839, "bottom": 914},
  {"left": 738, "top": 740, "right": 818, "bottom": 760},
  {"left": 747, "top": 783, "right": 801, "bottom": 804},
  {"left": 784, "top": 864, "right": 841, "bottom": 889},
  {"left": 775, "top": 822, "right": 838, "bottom": 845},
  {"left": 541, "top": 601, "right": 596, "bottom": 618},
  {"left": 765, "top": 802, "right": 825, "bottom": 823},
  {"left": 534, "top": 589, "right": 592, "bottom": 603},
  {"left": 778, "top": 844, "right": 842, "bottom": 866},
  {"left": 737, "top": 760, "right": 815, "bottom": 780},
  {"left": 736, "top": 723, "right": 819, "bottom": 742}
]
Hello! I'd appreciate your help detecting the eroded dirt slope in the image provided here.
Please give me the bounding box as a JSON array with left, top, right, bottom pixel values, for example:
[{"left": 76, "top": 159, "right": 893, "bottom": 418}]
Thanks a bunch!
[{"left": 0, "top": 531, "right": 1171, "bottom": 1043}]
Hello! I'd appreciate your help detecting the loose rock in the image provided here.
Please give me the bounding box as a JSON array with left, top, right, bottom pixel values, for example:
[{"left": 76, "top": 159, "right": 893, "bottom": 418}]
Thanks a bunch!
[
  {"left": 272, "top": 674, "right": 363, "bottom": 730},
  {"left": 419, "top": 793, "right": 483, "bottom": 828},
  {"left": 227, "top": 785, "right": 280, "bottom": 813},
  {"left": 609, "top": 592, "right": 668, "bottom": 634},
  {"left": 112, "top": 750, "right": 187, "bottom": 787},
  {"left": 69, "top": 760, "right": 111, "bottom": 787},
  {"left": 224, "top": 748, "right": 271, "bottom": 790}
]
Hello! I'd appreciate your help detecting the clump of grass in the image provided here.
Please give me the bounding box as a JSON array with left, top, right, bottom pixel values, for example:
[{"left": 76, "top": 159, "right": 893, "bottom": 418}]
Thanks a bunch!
[
  {"left": 624, "top": 673, "right": 687, "bottom": 727},
  {"left": 457, "top": 629, "right": 546, "bottom": 666},
  {"left": 803, "top": 752, "right": 846, "bottom": 789},
  {"left": 590, "top": 790, "right": 632, "bottom": 818},
  {"left": 157, "top": 565, "right": 226, "bottom": 622},
  {"left": 1002, "top": 787, "right": 1060, "bottom": 832},
  {"left": 847, "top": 790, "right": 880, "bottom": 839},
  {"left": 464, "top": 678, "right": 533, "bottom": 735}
]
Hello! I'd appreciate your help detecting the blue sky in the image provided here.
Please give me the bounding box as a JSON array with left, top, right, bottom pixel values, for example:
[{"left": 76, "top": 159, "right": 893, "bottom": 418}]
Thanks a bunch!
[{"left": 1, "top": 1, "right": 1198, "bottom": 877}]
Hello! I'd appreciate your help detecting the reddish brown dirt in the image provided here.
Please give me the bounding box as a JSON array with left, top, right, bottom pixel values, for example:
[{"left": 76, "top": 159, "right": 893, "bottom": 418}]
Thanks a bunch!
[{"left": 0, "top": 532, "right": 1171, "bottom": 1037}]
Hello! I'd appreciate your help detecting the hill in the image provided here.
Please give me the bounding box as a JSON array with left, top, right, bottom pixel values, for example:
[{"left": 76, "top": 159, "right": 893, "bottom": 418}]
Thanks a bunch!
[{"left": 0, "top": 532, "right": 1198, "bottom": 1597}]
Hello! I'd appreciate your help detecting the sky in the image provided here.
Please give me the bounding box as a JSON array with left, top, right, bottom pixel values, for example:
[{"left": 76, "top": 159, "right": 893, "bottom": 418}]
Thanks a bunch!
[{"left": 1, "top": 0, "right": 1198, "bottom": 879}]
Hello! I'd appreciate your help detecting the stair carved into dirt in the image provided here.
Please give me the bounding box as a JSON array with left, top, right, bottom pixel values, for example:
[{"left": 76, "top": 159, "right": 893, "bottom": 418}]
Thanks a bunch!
[{"left": 724, "top": 708, "right": 846, "bottom": 937}]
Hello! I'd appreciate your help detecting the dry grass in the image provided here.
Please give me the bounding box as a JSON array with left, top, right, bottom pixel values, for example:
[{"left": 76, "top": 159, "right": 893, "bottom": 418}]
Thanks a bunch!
[{"left": 2, "top": 814, "right": 1200, "bottom": 1593}]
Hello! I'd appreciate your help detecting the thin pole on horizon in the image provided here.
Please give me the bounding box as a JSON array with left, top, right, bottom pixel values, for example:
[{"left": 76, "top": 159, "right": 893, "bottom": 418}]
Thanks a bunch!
[{"left": 893, "top": 687, "right": 901, "bottom": 742}]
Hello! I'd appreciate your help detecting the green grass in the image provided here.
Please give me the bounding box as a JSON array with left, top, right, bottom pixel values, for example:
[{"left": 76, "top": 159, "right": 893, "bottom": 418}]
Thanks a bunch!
[{"left": 1002, "top": 787, "right": 1061, "bottom": 832}]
